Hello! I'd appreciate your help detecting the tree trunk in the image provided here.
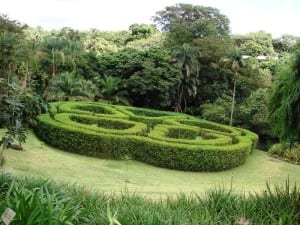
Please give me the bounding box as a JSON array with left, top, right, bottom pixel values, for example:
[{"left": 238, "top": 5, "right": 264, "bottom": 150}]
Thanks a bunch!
[
  {"left": 10, "top": 144, "right": 23, "bottom": 151},
  {"left": 229, "top": 78, "right": 237, "bottom": 126},
  {"left": 0, "top": 148, "right": 4, "bottom": 166},
  {"left": 52, "top": 49, "right": 56, "bottom": 79},
  {"left": 21, "top": 64, "right": 29, "bottom": 88},
  {"left": 183, "top": 94, "right": 187, "bottom": 112},
  {"left": 174, "top": 85, "right": 184, "bottom": 112}
]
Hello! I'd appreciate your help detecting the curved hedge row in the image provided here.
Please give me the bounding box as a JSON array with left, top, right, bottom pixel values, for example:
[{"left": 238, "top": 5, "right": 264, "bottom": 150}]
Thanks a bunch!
[{"left": 35, "top": 101, "right": 258, "bottom": 171}]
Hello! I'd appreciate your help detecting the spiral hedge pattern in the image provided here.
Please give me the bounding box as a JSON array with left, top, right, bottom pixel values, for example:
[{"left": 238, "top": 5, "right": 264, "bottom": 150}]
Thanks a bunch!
[{"left": 35, "top": 101, "right": 258, "bottom": 171}]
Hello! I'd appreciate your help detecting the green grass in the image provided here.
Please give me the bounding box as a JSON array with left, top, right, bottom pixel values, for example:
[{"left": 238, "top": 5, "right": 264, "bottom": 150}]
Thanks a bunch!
[{"left": 1, "top": 130, "right": 300, "bottom": 197}]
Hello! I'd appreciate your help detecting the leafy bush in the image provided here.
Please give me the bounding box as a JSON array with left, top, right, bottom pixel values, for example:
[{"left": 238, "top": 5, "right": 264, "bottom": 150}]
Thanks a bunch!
[
  {"left": 268, "top": 143, "right": 300, "bottom": 163},
  {"left": 0, "top": 82, "right": 48, "bottom": 153},
  {"left": 284, "top": 148, "right": 300, "bottom": 162},
  {"left": 268, "top": 143, "right": 285, "bottom": 157},
  {"left": 201, "top": 96, "right": 231, "bottom": 125},
  {"left": 35, "top": 101, "right": 258, "bottom": 171},
  {"left": 43, "top": 72, "right": 98, "bottom": 102},
  {"left": 5, "top": 181, "right": 82, "bottom": 225}
]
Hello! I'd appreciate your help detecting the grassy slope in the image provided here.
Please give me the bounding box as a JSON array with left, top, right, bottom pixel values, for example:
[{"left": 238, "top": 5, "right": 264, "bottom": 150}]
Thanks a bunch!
[{"left": 2, "top": 130, "right": 300, "bottom": 197}]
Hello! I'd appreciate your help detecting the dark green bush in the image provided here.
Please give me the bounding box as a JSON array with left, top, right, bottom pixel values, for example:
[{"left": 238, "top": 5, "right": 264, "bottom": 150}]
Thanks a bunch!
[{"left": 35, "top": 101, "right": 258, "bottom": 171}]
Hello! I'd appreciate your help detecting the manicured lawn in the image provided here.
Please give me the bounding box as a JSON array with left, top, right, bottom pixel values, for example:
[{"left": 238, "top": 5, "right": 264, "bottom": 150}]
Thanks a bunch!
[{"left": 1, "top": 130, "right": 299, "bottom": 197}]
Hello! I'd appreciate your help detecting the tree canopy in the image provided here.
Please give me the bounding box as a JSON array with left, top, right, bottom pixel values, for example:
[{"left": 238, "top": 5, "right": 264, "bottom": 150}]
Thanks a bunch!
[{"left": 153, "top": 3, "right": 230, "bottom": 47}]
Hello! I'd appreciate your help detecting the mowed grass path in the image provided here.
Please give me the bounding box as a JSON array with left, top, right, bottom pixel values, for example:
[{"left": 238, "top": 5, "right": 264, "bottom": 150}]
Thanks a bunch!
[{"left": 2, "top": 130, "right": 300, "bottom": 197}]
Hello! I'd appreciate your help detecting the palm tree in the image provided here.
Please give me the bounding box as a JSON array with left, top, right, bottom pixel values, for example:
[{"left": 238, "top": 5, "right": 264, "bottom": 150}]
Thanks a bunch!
[
  {"left": 221, "top": 49, "right": 245, "bottom": 126},
  {"left": 75, "top": 79, "right": 98, "bottom": 100},
  {"left": 172, "top": 43, "right": 200, "bottom": 112},
  {"left": 96, "top": 75, "right": 129, "bottom": 105},
  {"left": 43, "top": 72, "right": 98, "bottom": 101},
  {"left": 37, "top": 37, "right": 78, "bottom": 79}
]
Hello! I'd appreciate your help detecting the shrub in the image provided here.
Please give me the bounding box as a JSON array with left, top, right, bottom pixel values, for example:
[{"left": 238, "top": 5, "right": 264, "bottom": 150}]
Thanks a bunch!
[
  {"left": 4, "top": 181, "right": 83, "bottom": 224},
  {"left": 35, "top": 101, "right": 258, "bottom": 171},
  {"left": 268, "top": 143, "right": 300, "bottom": 163},
  {"left": 284, "top": 148, "right": 300, "bottom": 162},
  {"left": 268, "top": 143, "right": 285, "bottom": 157}
]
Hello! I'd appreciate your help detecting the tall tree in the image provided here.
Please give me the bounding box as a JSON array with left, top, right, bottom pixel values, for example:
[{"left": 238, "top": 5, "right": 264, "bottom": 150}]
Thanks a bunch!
[
  {"left": 128, "top": 23, "right": 157, "bottom": 40},
  {"left": 172, "top": 43, "right": 199, "bottom": 112},
  {"left": 153, "top": 3, "right": 230, "bottom": 47},
  {"left": 37, "top": 37, "right": 79, "bottom": 78},
  {"left": 0, "top": 15, "right": 33, "bottom": 153},
  {"left": 220, "top": 49, "right": 245, "bottom": 126},
  {"left": 126, "top": 48, "right": 181, "bottom": 109},
  {"left": 236, "top": 31, "right": 275, "bottom": 56},
  {"left": 97, "top": 48, "right": 181, "bottom": 109},
  {"left": 193, "top": 37, "right": 232, "bottom": 65},
  {"left": 272, "top": 34, "right": 299, "bottom": 53},
  {"left": 0, "top": 15, "right": 27, "bottom": 94},
  {"left": 56, "top": 27, "right": 83, "bottom": 42},
  {"left": 82, "top": 30, "right": 118, "bottom": 55},
  {"left": 268, "top": 51, "right": 300, "bottom": 145},
  {"left": 126, "top": 33, "right": 164, "bottom": 51}
]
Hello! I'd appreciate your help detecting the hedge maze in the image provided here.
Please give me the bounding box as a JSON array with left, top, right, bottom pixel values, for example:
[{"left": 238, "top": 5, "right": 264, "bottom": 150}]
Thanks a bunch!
[{"left": 35, "top": 101, "right": 258, "bottom": 171}]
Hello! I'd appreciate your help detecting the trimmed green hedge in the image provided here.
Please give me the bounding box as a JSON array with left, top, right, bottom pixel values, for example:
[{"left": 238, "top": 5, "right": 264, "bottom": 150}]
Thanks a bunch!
[
  {"left": 54, "top": 113, "right": 147, "bottom": 136},
  {"left": 35, "top": 101, "right": 258, "bottom": 171},
  {"left": 56, "top": 101, "right": 127, "bottom": 119},
  {"left": 148, "top": 124, "right": 233, "bottom": 146}
]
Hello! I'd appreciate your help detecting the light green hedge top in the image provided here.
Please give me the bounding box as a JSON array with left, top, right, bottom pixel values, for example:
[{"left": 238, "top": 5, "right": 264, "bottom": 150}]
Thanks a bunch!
[{"left": 35, "top": 101, "right": 258, "bottom": 171}]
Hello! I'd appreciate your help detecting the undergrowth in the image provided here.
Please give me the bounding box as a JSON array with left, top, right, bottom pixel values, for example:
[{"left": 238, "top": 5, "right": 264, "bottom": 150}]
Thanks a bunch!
[{"left": 0, "top": 173, "right": 299, "bottom": 225}]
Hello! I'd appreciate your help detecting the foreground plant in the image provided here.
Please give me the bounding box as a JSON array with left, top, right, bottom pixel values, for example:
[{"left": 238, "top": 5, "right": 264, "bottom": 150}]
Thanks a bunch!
[
  {"left": 236, "top": 217, "right": 251, "bottom": 225},
  {"left": 0, "top": 174, "right": 299, "bottom": 225},
  {"left": 107, "top": 202, "right": 121, "bottom": 225},
  {"left": 4, "top": 181, "right": 82, "bottom": 225}
]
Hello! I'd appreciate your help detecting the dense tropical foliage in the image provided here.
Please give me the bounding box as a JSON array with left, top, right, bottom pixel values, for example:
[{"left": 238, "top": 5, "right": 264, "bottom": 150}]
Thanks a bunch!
[
  {"left": 0, "top": 2, "right": 299, "bottom": 157},
  {"left": 268, "top": 51, "right": 300, "bottom": 145},
  {"left": 0, "top": 3, "right": 299, "bottom": 223}
]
